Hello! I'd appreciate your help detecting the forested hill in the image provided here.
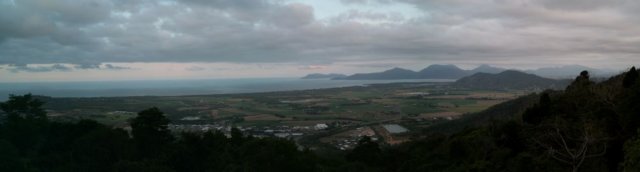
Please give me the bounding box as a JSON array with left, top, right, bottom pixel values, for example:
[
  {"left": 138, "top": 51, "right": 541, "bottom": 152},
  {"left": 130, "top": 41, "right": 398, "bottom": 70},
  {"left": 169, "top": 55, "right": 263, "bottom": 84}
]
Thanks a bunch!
[
  {"left": 453, "top": 70, "right": 569, "bottom": 90},
  {"left": 1, "top": 68, "right": 640, "bottom": 172},
  {"left": 405, "top": 68, "right": 640, "bottom": 172}
]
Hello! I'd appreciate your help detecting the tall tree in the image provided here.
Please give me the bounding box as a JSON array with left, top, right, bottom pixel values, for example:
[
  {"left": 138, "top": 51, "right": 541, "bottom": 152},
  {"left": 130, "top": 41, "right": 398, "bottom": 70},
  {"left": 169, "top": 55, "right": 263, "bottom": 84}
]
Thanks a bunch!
[
  {"left": 623, "top": 67, "right": 638, "bottom": 88},
  {"left": 347, "top": 136, "right": 382, "bottom": 166},
  {"left": 0, "top": 94, "right": 48, "bottom": 153},
  {"left": 0, "top": 94, "right": 47, "bottom": 121},
  {"left": 130, "top": 107, "right": 173, "bottom": 157}
]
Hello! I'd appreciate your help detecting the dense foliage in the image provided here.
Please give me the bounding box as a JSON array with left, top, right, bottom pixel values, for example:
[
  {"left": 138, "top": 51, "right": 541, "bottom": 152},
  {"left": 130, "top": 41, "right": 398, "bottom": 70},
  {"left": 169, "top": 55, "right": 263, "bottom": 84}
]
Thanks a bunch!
[
  {"left": 1, "top": 67, "right": 640, "bottom": 172},
  {"left": 0, "top": 96, "right": 330, "bottom": 172}
]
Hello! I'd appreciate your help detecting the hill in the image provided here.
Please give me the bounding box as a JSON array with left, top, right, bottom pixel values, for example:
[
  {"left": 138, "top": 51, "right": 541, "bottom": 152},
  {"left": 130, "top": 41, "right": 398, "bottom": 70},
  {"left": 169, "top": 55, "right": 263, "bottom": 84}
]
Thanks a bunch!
[
  {"left": 425, "top": 93, "right": 540, "bottom": 133},
  {"left": 338, "top": 64, "right": 506, "bottom": 80},
  {"left": 417, "top": 64, "right": 470, "bottom": 79},
  {"left": 453, "top": 70, "right": 568, "bottom": 90},
  {"left": 400, "top": 68, "right": 640, "bottom": 171},
  {"left": 330, "top": 64, "right": 617, "bottom": 80},
  {"left": 300, "top": 73, "right": 346, "bottom": 79},
  {"left": 336, "top": 67, "right": 420, "bottom": 80},
  {"left": 470, "top": 64, "right": 505, "bottom": 74}
]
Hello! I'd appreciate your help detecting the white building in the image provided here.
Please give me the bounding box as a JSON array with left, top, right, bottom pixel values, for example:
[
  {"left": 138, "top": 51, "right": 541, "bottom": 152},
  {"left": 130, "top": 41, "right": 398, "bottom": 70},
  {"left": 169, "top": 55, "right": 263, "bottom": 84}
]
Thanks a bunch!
[{"left": 315, "top": 123, "right": 329, "bottom": 130}]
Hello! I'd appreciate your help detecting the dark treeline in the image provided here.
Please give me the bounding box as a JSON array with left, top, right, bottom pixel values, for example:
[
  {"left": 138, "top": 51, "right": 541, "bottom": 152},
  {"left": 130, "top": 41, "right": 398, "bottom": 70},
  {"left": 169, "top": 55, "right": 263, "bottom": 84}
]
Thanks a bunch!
[
  {"left": 1, "top": 67, "right": 640, "bottom": 172},
  {"left": 0, "top": 95, "right": 329, "bottom": 172}
]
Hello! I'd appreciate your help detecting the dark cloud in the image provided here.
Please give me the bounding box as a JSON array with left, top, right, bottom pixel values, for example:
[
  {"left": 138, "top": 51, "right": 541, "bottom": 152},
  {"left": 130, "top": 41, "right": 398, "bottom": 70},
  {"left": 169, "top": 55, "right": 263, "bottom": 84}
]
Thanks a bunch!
[
  {"left": 0, "top": 0, "right": 110, "bottom": 46},
  {"left": 8, "top": 64, "right": 73, "bottom": 73},
  {"left": 0, "top": 0, "right": 638, "bottom": 69},
  {"left": 73, "top": 63, "right": 131, "bottom": 70},
  {"left": 4, "top": 63, "right": 132, "bottom": 72},
  {"left": 74, "top": 63, "right": 102, "bottom": 69},
  {"left": 103, "top": 64, "right": 131, "bottom": 70}
]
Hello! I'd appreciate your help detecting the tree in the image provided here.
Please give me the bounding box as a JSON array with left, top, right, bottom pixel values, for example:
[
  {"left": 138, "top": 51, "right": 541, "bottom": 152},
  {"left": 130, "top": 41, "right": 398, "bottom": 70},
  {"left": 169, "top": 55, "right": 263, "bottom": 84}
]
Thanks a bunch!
[
  {"left": 0, "top": 94, "right": 49, "bottom": 153},
  {"left": 230, "top": 127, "right": 244, "bottom": 144},
  {"left": 623, "top": 67, "right": 638, "bottom": 88},
  {"left": 567, "top": 71, "right": 594, "bottom": 92},
  {"left": 0, "top": 140, "right": 28, "bottom": 171},
  {"left": 0, "top": 94, "right": 47, "bottom": 121},
  {"left": 623, "top": 130, "right": 640, "bottom": 171},
  {"left": 522, "top": 92, "right": 552, "bottom": 125},
  {"left": 130, "top": 107, "right": 173, "bottom": 157},
  {"left": 347, "top": 136, "right": 382, "bottom": 166},
  {"left": 532, "top": 119, "right": 608, "bottom": 172}
]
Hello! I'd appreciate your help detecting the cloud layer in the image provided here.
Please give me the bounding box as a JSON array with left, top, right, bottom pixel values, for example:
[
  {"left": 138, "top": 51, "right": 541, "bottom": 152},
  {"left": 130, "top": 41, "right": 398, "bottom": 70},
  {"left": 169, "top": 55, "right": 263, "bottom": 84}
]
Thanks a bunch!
[{"left": 0, "top": 0, "right": 639, "bottom": 69}]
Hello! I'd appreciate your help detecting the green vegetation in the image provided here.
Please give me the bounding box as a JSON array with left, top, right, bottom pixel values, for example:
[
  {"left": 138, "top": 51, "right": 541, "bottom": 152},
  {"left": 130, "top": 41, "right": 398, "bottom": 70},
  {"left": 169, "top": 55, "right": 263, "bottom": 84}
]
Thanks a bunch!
[{"left": 0, "top": 95, "right": 325, "bottom": 172}]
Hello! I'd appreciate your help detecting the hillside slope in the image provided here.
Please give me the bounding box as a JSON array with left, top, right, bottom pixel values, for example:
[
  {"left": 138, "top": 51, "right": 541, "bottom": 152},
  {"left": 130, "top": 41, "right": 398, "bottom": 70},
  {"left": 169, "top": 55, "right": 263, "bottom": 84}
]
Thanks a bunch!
[{"left": 453, "top": 70, "right": 568, "bottom": 90}]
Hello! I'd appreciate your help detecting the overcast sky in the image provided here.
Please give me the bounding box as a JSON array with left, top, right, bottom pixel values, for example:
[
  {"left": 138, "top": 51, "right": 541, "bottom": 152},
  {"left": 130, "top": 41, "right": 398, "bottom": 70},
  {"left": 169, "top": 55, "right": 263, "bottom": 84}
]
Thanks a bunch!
[{"left": 0, "top": 0, "right": 639, "bottom": 82}]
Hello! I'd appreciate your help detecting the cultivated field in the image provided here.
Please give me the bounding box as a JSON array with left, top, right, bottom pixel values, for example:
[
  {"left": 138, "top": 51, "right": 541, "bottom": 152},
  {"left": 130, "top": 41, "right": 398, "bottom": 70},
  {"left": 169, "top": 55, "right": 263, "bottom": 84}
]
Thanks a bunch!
[{"left": 40, "top": 82, "right": 526, "bottom": 130}]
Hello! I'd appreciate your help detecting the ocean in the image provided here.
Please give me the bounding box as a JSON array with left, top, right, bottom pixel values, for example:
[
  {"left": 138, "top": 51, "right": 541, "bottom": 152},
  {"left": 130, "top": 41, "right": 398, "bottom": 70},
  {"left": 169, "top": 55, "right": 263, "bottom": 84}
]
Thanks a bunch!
[{"left": 0, "top": 78, "right": 453, "bottom": 100}]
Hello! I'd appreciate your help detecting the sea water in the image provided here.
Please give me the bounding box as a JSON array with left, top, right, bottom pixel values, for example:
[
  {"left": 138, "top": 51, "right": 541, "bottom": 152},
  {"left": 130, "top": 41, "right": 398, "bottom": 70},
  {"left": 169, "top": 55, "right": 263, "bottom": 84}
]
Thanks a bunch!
[{"left": 0, "top": 78, "right": 452, "bottom": 100}]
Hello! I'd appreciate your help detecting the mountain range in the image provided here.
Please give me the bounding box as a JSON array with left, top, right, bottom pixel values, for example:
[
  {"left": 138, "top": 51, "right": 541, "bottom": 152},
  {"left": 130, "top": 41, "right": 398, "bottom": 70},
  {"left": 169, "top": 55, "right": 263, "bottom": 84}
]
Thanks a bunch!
[
  {"left": 333, "top": 64, "right": 504, "bottom": 80},
  {"left": 307, "top": 64, "right": 616, "bottom": 80}
]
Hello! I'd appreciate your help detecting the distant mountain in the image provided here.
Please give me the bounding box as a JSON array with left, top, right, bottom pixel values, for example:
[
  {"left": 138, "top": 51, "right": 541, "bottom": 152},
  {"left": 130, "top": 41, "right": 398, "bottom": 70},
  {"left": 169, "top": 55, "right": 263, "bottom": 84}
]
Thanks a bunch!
[
  {"left": 337, "top": 64, "right": 506, "bottom": 80},
  {"left": 337, "top": 67, "right": 420, "bottom": 80},
  {"left": 301, "top": 73, "right": 347, "bottom": 79},
  {"left": 453, "top": 70, "right": 568, "bottom": 90},
  {"left": 332, "top": 64, "right": 617, "bottom": 80},
  {"left": 324, "top": 64, "right": 618, "bottom": 80},
  {"left": 470, "top": 64, "right": 505, "bottom": 74},
  {"left": 525, "top": 65, "right": 615, "bottom": 79},
  {"left": 418, "top": 64, "right": 470, "bottom": 79}
]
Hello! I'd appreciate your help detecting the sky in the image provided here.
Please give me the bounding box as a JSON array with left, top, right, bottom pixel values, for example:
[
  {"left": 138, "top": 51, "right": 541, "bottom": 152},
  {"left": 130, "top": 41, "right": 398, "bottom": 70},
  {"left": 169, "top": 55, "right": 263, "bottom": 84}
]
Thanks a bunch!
[{"left": 0, "top": 0, "right": 639, "bottom": 82}]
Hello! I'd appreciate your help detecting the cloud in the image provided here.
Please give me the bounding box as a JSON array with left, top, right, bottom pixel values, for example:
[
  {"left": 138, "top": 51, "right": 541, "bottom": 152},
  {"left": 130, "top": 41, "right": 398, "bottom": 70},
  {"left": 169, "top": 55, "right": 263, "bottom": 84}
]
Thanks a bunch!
[
  {"left": 72, "top": 63, "right": 131, "bottom": 70},
  {"left": 0, "top": 0, "right": 638, "bottom": 69},
  {"left": 8, "top": 64, "right": 73, "bottom": 73},
  {"left": 74, "top": 63, "right": 102, "bottom": 69},
  {"left": 4, "top": 63, "right": 132, "bottom": 72},
  {"left": 103, "top": 64, "right": 132, "bottom": 70},
  {"left": 298, "top": 65, "right": 328, "bottom": 70}
]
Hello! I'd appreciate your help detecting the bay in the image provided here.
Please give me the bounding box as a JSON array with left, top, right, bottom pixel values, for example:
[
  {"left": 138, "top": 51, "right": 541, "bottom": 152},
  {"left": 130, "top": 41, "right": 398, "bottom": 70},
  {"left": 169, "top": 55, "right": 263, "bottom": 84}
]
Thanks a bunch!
[{"left": 0, "top": 78, "right": 453, "bottom": 100}]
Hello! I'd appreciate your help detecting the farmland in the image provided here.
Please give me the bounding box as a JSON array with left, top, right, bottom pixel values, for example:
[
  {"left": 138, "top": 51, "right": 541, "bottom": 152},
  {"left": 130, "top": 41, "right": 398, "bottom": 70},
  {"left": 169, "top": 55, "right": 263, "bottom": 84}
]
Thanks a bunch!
[{"left": 38, "top": 82, "right": 528, "bottom": 147}]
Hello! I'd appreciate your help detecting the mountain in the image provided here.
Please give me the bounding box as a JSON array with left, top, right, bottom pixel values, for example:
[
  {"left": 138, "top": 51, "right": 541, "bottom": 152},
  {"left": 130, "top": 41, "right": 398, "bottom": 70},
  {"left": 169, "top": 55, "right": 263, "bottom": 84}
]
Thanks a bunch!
[
  {"left": 318, "top": 64, "right": 618, "bottom": 80},
  {"left": 417, "top": 64, "right": 470, "bottom": 79},
  {"left": 301, "top": 73, "right": 347, "bottom": 79},
  {"left": 337, "top": 67, "right": 420, "bottom": 80},
  {"left": 470, "top": 64, "right": 505, "bottom": 74},
  {"left": 453, "top": 70, "right": 568, "bottom": 90},
  {"left": 338, "top": 64, "right": 502, "bottom": 80},
  {"left": 525, "top": 65, "right": 616, "bottom": 79}
]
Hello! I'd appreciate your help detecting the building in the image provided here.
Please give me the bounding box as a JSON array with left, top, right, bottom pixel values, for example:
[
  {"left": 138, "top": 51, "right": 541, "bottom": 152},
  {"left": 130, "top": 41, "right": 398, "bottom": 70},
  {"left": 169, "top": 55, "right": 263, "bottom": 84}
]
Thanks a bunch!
[{"left": 315, "top": 123, "right": 328, "bottom": 130}]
